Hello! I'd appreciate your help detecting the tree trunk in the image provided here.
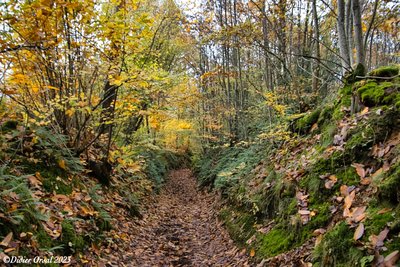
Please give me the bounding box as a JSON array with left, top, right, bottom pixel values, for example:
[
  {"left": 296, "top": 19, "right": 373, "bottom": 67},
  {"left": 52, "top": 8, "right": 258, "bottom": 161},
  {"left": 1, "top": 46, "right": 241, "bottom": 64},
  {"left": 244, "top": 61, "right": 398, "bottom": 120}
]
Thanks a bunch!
[
  {"left": 337, "top": 0, "right": 351, "bottom": 74},
  {"left": 352, "top": 0, "right": 365, "bottom": 71},
  {"left": 311, "top": 0, "right": 320, "bottom": 94}
]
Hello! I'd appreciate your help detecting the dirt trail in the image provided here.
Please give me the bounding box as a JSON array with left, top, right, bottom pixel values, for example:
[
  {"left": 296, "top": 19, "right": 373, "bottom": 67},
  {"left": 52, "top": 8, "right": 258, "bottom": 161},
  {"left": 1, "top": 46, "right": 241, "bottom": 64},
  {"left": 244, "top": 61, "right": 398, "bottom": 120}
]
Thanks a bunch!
[{"left": 128, "top": 169, "right": 250, "bottom": 267}]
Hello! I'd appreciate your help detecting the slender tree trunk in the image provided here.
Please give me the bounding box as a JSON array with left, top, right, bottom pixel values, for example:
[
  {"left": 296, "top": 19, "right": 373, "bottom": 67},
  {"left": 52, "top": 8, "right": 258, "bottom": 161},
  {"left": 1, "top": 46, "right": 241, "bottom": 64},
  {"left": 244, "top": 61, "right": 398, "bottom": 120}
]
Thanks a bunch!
[
  {"left": 352, "top": 0, "right": 365, "bottom": 70},
  {"left": 337, "top": 0, "right": 351, "bottom": 74},
  {"left": 311, "top": 0, "right": 320, "bottom": 93}
]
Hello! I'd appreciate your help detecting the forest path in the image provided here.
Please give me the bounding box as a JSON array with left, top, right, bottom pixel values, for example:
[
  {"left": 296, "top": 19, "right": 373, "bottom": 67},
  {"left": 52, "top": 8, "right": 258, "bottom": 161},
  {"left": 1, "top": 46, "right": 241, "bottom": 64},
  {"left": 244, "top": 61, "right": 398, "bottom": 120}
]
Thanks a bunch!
[{"left": 128, "top": 169, "right": 250, "bottom": 266}]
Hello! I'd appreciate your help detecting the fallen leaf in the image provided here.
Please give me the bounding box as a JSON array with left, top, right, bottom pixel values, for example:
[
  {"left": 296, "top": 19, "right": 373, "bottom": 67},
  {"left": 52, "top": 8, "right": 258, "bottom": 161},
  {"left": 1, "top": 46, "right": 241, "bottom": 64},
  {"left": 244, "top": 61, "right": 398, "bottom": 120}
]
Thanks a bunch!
[
  {"left": 371, "top": 168, "right": 383, "bottom": 179},
  {"left": 298, "top": 210, "right": 311, "bottom": 215},
  {"left": 354, "top": 223, "right": 364, "bottom": 240},
  {"left": 250, "top": 249, "right": 255, "bottom": 257},
  {"left": 378, "top": 208, "right": 392, "bottom": 214},
  {"left": 340, "top": 185, "right": 349, "bottom": 196},
  {"left": 360, "top": 107, "right": 369, "bottom": 115},
  {"left": 310, "top": 123, "right": 319, "bottom": 132},
  {"left": 344, "top": 190, "right": 356, "bottom": 210},
  {"left": 4, "top": 247, "right": 15, "bottom": 253},
  {"left": 384, "top": 251, "right": 399, "bottom": 265},
  {"left": 0, "top": 232, "right": 13, "bottom": 247},
  {"left": 325, "top": 180, "right": 335, "bottom": 189},
  {"left": 313, "top": 228, "right": 326, "bottom": 236},
  {"left": 28, "top": 175, "right": 42, "bottom": 187},
  {"left": 360, "top": 178, "right": 372, "bottom": 185},
  {"left": 58, "top": 159, "right": 67, "bottom": 170},
  {"left": 352, "top": 163, "right": 366, "bottom": 179}
]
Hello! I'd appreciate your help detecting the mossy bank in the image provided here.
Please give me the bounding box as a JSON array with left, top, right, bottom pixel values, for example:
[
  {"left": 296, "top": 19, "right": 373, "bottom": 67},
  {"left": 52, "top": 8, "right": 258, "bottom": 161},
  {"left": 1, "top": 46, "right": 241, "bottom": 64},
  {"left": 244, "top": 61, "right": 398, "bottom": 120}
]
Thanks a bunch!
[{"left": 196, "top": 65, "right": 400, "bottom": 266}]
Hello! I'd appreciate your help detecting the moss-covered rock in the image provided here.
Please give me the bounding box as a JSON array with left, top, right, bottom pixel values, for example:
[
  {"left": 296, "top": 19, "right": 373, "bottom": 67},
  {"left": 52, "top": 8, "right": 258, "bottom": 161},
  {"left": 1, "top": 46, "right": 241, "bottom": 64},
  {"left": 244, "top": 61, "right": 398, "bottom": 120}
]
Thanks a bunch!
[
  {"left": 368, "top": 65, "right": 399, "bottom": 78},
  {"left": 357, "top": 81, "right": 398, "bottom": 107},
  {"left": 295, "top": 109, "right": 321, "bottom": 134}
]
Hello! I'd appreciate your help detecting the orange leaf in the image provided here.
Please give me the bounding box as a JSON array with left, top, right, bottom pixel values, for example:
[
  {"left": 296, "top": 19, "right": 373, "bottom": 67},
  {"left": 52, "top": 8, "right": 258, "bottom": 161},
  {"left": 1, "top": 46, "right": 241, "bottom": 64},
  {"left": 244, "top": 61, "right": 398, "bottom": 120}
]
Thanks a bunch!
[
  {"left": 354, "top": 223, "right": 364, "bottom": 240},
  {"left": 250, "top": 249, "right": 255, "bottom": 257}
]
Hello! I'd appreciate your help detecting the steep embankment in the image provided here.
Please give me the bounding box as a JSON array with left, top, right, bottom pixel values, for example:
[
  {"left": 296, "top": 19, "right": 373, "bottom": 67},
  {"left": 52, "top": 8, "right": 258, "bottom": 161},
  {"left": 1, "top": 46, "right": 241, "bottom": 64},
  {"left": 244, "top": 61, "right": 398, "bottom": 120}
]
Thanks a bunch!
[
  {"left": 0, "top": 126, "right": 187, "bottom": 266},
  {"left": 196, "top": 65, "right": 400, "bottom": 266}
]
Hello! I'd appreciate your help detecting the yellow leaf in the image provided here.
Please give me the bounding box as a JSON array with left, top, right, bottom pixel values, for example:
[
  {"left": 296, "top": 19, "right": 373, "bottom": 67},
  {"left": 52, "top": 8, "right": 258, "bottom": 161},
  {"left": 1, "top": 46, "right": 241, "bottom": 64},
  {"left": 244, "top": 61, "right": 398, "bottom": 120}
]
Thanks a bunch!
[
  {"left": 65, "top": 108, "right": 75, "bottom": 117},
  {"left": 58, "top": 159, "right": 67, "bottom": 170}
]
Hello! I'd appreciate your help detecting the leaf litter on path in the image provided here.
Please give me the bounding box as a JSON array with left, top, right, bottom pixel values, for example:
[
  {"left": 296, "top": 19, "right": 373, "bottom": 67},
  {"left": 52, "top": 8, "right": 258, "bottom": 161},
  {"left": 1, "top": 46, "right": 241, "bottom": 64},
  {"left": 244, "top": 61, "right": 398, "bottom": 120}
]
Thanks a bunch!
[{"left": 100, "top": 169, "right": 250, "bottom": 266}]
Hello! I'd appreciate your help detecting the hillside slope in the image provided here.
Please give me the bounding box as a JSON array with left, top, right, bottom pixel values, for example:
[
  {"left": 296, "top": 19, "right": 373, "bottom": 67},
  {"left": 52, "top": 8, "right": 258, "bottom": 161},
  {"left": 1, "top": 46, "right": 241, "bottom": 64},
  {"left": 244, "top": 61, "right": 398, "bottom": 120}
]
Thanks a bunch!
[{"left": 196, "top": 65, "right": 400, "bottom": 266}]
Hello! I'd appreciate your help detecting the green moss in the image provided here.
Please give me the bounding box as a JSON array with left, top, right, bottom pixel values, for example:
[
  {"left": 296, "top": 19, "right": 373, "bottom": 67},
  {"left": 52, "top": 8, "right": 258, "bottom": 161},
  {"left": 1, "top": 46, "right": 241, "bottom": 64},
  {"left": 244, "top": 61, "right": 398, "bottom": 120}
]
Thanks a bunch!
[
  {"left": 61, "top": 219, "right": 85, "bottom": 253},
  {"left": 337, "top": 167, "right": 359, "bottom": 186},
  {"left": 368, "top": 65, "right": 399, "bottom": 78},
  {"left": 378, "top": 163, "right": 400, "bottom": 203},
  {"left": 309, "top": 202, "right": 331, "bottom": 228},
  {"left": 295, "top": 109, "right": 321, "bottom": 134},
  {"left": 36, "top": 228, "right": 54, "bottom": 249},
  {"left": 257, "top": 227, "right": 295, "bottom": 258},
  {"left": 365, "top": 208, "right": 395, "bottom": 235},
  {"left": 314, "top": 222, "right": 363, "bottom": 266},
  {"left": 311, "top": 151, "right": 346, "bottom": 175},
  {"left": 300, "top": 174, "right": 324, "bottom": 203},
  {"left": 333, "top": 94, "right": 352, "bottom": 120},
  {"left": 357, "top": 79, "right": 399, "bottom": 107},
  {"left": 318, "top": 106, "right": 334, "bottom": 123},
  {"left": 219, "top": 208, "right": 256, "bottom": 244},
  {"left": 339, "top": 85, "right": 353, "bottom": 96},
  {"left": 357, "top": 82, "right": 384, "bottom": 106},
  {"left": 319, "top": 124, "right": 337, "bottom": 149}
]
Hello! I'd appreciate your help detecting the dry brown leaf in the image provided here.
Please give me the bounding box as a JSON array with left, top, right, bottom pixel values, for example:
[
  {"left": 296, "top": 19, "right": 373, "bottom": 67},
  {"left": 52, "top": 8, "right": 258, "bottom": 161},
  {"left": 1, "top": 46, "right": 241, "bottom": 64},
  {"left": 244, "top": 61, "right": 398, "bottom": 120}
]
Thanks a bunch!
[
  {"left": 310, "top": 123, "right": 319, "bottom": 132},
  {"left": 354, "top": 223, "right": 364, "bottom": 240},
  {"left": 4, "top": 247, "right": 15, "bottom": 253},
  {"left": 384, "top": 250, "right": 399, "bottom": 266},
  {"left": 378, "top": 208, "right": 392, "bottom": 214},
  {"left": 340, "top": 185, "right": 349, "bottom": 196},
  {"left": 313, "top": 228, "right": 326, "bottom": 236},
  {"left": 27, "top": 175, "right": 42, "bottom": 187},
  {"left": 298, "top": 210, "right": 311, "bottom": 215},
  {"left": 344, "top": 190, "right": 356, "bottom": 210},
  {"left": 370, "top": 228, "right": 390, "bottom": 248},
  {"left": 351, "top": 206, "right": 367, "bottom": 223},
  {"left": 0, "top": 232, "right": 13, "bottom": 247},
  {"left": 352, "top": 163, "right": 366, "bottom": 179},
  {"left": 360, "top": 178, "right": 372, "bottom": 185},
  {"left": 371, "top": 168, "right": 383, "bottom": 179},
  {"left": 325, "top": 180, "right": 335, "bottom": 189}
]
